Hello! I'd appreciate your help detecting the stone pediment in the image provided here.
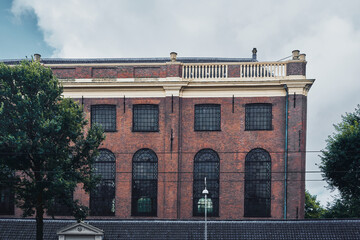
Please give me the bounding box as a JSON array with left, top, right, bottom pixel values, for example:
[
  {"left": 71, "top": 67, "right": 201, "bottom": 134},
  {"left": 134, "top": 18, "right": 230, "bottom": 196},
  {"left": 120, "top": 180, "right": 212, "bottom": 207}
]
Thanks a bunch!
[{"left": 57, "top": 221, "right": 104, "bottom": 240}]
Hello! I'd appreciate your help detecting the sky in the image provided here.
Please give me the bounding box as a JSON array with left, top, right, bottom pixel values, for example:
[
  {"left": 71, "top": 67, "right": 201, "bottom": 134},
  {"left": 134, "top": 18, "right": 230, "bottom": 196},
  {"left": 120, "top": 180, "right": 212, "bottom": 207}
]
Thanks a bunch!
[{"left": 1, "top": 0, "right": 360, "bottom": 206}]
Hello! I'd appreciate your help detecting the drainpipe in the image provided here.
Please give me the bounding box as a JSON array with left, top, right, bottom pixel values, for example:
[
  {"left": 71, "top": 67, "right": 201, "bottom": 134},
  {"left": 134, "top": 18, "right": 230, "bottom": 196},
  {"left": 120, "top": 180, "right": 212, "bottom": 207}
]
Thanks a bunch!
[
  {"left": 177, "top": 95, "right": 182, "bottom": 219},
  {"left": 284, "top": 84, "right": 289, "bottom": 219}
]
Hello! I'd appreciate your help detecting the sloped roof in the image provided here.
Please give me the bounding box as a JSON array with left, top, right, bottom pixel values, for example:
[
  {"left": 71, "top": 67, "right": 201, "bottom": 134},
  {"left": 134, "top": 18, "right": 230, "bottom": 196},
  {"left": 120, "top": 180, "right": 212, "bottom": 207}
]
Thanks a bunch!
[
  {"left": 0, "top": 57, "right": 256, "bottom": 65},
  {"left": 0, "top": 219, "right": 359, "bottom": 240}
]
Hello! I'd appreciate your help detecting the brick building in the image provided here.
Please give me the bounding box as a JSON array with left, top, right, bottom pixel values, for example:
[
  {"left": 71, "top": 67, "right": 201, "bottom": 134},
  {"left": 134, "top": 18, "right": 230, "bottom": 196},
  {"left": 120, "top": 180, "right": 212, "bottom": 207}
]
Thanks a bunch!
[{"left": 0, "top": 49, "right": 314, "bottom": 220}]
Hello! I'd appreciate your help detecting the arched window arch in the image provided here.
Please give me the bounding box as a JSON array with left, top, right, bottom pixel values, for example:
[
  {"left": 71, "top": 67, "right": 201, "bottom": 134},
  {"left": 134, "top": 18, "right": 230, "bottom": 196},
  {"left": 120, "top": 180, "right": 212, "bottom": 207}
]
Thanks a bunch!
[
  {"left": 244, "top": 148, "right": 271, "bottom": 217},
  {"left": 90, "top": 149, "right": 116, "bottom": 216},
  {"left": 193, "top": 149, "right": 220, "bottom": 217},
  {"left": 132, "top": 148, "right": 158, "bottom": 216}
]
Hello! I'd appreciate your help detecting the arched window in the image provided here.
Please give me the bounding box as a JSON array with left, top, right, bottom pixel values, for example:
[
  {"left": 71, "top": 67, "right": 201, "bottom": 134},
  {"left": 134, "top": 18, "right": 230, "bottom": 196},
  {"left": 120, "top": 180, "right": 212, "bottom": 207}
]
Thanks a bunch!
[
  {"left": 132, "top": 149, "right": 158, "bottom": 216},
  {"left": 90, "top": 149, "right": 116, "bottom": 216},
  {"left": 244, "top": 148, "right": 271, "bottom": 217},
  {"left": 193, "top": 149, "right": 220, "bottom": 217},
  {"left": 0, "top": 185, "right": 14, "bottom": 215}
]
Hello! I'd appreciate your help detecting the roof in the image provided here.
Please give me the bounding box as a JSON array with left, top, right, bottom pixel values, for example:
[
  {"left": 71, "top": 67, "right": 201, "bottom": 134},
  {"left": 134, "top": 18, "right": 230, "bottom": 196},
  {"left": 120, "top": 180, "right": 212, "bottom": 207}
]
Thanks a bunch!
[
  {"left": 0, "top": 57, "right": 256, "bottom": 65},
  {"left": 1, "top": 219, "right": 359, "bottom": 240}
]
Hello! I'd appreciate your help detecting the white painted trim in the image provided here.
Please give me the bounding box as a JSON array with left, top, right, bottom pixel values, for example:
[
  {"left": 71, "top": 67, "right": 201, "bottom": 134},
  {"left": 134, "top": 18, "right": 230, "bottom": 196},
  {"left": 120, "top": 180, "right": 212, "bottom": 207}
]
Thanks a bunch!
[
  {"left": 60, "top": 78, "right": 314, "bottom": 98},
  {"left": 62, "top": 87, "right": 166, "bottom": 98},
  {"left": 180, "top": 87, "right": 287, "bottom": 97}
]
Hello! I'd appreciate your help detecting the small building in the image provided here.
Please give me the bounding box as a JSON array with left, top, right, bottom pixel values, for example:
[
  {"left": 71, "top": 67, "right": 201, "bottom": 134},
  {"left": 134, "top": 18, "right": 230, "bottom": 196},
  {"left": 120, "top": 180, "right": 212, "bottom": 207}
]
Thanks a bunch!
[
  {"left": 0, "top": 49, "right": 314, "bottom": 220},
  {"left": 1, "top": 219, "right": 360, "bottom": 240}
]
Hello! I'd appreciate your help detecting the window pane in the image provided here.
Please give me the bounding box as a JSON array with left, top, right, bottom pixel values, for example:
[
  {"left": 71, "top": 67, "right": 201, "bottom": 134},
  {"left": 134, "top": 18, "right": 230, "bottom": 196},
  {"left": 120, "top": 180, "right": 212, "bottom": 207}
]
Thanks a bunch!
[
  {"left": 193, "top": 149, "right": 219, "bottom": 217},
  {"left": 48, "top": 194, "right": 73, "bottom": 216},
  {"left": 91, "top": 105, "right": 116, "bottom": 132},
  {"left": 197, "top": 198, "right": 213, "bottom": 214},
  {"left": 245, "top": 104, "right": 272, "bottom": 130},
  {"left": 133, "top": 105, "right": 159, "bottom": 132},
  {"left": 244, "top": 148, "right": 271, "bottom": 217},
  {"left": 194, "top": 104, "right": 221, "bottom": 131},
  {"left": 0, "top": 186, "right": 14, "bottom": 215},
  {"left": 132, "top": 149, "right": 158, "bottom": 216},
  {"left": 90, "top": 149, "right": 116, "bottom": 216}
]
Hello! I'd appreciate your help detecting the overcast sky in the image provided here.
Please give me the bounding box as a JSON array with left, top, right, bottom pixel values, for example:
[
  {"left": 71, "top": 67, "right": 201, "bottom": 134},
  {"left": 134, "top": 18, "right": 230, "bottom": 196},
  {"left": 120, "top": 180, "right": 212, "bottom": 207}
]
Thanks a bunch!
[{"left": 1, "top": 0, "right": 360, "bottom": 205}]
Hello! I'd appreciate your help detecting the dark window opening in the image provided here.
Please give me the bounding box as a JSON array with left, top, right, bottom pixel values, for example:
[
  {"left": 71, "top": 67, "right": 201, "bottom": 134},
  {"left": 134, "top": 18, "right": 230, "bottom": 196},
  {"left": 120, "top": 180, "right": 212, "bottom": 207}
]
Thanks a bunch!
[
  {"left": 244, "top": 148, "right": 271, "bottom": 217},
  {"left": 133, "top": 104, "right": 159, "bottom": 132},
  {"left": 91, "top": 105, "right": 116, "bottom": 132},
  {"left": 0, "top": 186, "right": 14, "bottom": 215},
  {"left": 132, "top": 149, "right": 158, "bottom": 216},
  {"left": 90, "top": 149, "right": 116, "bottom": 216},
  {"left": 194, "top": 104, "right": 221, "bottom": 131},
  {"left": 245, "top": 103, "right": 272, "bottom": 130},
  {"left": 48, "top": 194, "right": 73, "bottom": 216},
  {"left": 193, "top": 149, "right": 220, "bottom": 217}
]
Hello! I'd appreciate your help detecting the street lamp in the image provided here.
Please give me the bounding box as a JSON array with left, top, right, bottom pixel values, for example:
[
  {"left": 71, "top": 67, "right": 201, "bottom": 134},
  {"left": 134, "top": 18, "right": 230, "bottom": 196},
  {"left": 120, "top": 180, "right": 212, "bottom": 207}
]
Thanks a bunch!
[{"left": 202, "top": 177, "right": 209, "bottom": 240}]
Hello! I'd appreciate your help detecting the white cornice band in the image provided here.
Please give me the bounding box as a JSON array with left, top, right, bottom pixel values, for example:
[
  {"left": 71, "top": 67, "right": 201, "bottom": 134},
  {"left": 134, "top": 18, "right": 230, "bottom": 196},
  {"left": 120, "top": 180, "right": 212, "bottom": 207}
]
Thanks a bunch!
[{"left": 60, "top": 78, "right": 314, "bottom": 98}]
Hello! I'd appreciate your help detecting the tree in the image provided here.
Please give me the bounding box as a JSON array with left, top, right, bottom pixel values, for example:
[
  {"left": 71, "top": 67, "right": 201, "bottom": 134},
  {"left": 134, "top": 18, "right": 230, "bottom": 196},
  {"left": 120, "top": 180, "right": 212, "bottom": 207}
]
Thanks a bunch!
[
  {"left": 320, "top": 105, "right": 360, "bottom": 217},
  {"left": 323, "top": 197, "right": 360, "bottom": 218},
  {"left": 305, "top": 190, "right": 325, "bottom": 218},
  {"left": 0, "top": 61, "right": 105, "bottom": 240}
]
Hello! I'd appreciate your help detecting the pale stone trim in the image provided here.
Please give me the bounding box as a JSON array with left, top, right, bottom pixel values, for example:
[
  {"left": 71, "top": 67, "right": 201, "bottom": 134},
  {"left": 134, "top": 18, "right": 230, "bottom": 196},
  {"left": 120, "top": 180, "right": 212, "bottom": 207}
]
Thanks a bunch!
[
  {"left": 57, "top": 222, "right": 103, "bottom": 240},
  {"left": 60, "top": 78, "right": 314, "bottom": 98},
  {"left": 62, "top": 87, "right": 166, "bottom": 98}
]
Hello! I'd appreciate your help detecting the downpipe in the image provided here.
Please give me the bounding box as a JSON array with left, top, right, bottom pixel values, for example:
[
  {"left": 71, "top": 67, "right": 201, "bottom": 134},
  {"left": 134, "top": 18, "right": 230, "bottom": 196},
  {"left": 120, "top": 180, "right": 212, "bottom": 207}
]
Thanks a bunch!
[{"left": 284, "top": 85, "right": 289, "bottom": 219}]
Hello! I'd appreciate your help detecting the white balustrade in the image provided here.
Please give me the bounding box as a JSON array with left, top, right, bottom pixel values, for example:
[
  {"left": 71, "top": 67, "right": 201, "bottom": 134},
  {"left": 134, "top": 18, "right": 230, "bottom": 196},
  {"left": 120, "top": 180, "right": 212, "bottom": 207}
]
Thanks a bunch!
[
  {"left": 182, "top": 64, "right": 228, "bottom": 79},
  {"left": 182, "top": 62, "right": 287, "bottom": 80},
  {"left": 239, "top": 62, "right": 286, "bottom": 78}
]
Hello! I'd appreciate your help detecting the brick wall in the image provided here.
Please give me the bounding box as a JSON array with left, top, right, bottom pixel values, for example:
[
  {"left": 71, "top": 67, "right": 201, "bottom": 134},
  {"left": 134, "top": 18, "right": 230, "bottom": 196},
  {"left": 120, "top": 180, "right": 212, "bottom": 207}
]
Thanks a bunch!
[
  {"left": 73, "top": 95, "right": 304, "bottom": 220},
  {"left": 7, "top": 94, "right": 307, "bottom": 220},
  {"left": 51, "top": 65, "right": 181, "bottom": 79}
]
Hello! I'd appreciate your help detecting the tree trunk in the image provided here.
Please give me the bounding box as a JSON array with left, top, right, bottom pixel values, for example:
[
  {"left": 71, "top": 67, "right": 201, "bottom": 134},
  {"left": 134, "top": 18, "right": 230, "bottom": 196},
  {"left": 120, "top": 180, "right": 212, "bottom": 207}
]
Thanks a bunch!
[{"left": 36, "top": 205, "right": 44, "bottom": 240}]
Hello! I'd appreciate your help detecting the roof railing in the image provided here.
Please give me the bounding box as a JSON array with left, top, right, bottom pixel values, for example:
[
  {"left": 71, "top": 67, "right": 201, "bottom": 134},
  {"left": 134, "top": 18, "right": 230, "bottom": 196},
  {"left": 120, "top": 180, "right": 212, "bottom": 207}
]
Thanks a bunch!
[{"left": 182, "top": 61, "right": 288, "bottom": 80}]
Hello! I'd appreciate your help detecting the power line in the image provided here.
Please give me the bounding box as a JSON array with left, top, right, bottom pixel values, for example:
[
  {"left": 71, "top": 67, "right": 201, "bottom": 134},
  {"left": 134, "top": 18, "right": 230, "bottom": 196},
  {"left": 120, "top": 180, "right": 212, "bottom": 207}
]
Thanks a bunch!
[
  {"left": 0, "top": 150, "right": 346, "bottom": 155},
  {"left": 0, "top": 170, "right": 354, "bottom": 174},
  {"left": 0, "top": 179, "right": 328, "bottom": 183}
]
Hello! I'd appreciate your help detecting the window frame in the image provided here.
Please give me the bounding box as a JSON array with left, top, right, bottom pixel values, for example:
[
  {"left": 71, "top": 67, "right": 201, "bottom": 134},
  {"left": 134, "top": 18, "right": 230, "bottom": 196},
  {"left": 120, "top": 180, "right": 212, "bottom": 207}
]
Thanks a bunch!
[
  {"left": 0, "top": 185, "right": 14, "bottom": 215},
  {"left": 91, "top": 104, "right": 117, "bottom": 132},
  {"left": 193, "top": 149, "right": 220, "bottom": 217},
  {"left": 244, "top": 148, "right": 271, "bottom": 217},
  {"left": 47, "top": 193, "right": 73, "bottom": 217},
  {"left": 132, "top": 104, "right": 160, "bottom": 132},
  {"left": 194, "top": 104, "right": 221, "bottom": 131},
  {"left": 131, "top": 148, "right": 158, "bottom": 217},
  {"left": 245, "top": 103, "right": 273, "bottom": 131},
  {"left": 90, "top": 149, "right": 116, "bottom": 216}
]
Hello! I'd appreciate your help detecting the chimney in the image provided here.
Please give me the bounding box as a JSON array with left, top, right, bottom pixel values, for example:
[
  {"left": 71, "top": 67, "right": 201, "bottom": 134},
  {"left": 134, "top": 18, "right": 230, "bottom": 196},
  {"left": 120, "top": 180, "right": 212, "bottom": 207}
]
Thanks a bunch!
[
  {"left": 252, "top": 48, "right": 257, "bottom": 60},
  {"left": 170, "top": 52, "right": 177, "bottom": 62},
  {"left": 292, "top": 50, "right": 300, "bottom": 60},
  {"left": 299, "top": 53, "right": 306, "bottom": 61},
  {"left": 34, "top": 53, "right": 41, "bottom": 62}
]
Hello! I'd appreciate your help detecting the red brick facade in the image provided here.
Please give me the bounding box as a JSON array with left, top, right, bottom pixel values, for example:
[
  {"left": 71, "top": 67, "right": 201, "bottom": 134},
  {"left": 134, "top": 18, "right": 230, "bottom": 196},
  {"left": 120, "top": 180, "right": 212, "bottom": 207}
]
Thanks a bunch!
[
  {"left": 70, "top": 95, "right": 307, "bottom": 220},
  {"left": 3, "top": 52, "right": 313, "bottom": 220}
]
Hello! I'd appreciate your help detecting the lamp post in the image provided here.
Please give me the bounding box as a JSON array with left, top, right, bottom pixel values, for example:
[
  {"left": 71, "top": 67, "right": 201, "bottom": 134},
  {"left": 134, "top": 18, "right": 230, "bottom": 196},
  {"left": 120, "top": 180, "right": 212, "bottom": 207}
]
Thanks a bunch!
[{"left": 202, "top": 177, "right": 209, "bottom": 240}]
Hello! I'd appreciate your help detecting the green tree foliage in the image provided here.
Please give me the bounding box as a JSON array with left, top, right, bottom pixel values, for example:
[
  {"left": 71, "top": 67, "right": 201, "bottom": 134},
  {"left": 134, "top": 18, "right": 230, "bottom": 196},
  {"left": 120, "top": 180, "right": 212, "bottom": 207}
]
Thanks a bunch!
[
  {"left": 305, "top": 190, "right": 325, "bottom": 218},
  {"left": 320, "top": 105, "right": 360, "bottom": 217},
  {"left": 0, "top": 61, "right": 105, "bottom": 240},
  {"left": 323, "top": 197, "right": 360, "bottom": 218}
]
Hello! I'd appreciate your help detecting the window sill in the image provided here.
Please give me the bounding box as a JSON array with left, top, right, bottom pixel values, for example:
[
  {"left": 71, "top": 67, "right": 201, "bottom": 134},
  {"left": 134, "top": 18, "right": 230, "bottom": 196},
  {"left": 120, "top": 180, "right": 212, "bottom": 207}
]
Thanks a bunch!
[{"left": 194, "top": 129, "right": 221, "bottom": 132}]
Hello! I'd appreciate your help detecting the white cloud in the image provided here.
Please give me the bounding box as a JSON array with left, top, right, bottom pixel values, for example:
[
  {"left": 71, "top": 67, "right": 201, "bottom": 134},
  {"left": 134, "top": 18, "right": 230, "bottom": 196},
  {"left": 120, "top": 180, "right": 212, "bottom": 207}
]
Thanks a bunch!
[{"left": 11, "top": 0, "right": 360, "bottom": 205}]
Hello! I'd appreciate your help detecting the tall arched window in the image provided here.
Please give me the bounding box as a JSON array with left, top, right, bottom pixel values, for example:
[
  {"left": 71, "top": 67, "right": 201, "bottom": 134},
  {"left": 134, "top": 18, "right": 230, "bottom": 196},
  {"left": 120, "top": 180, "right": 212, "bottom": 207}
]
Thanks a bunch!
[
  {"left": 90, "top": 149, "right": 116, "bottom": 216},
  {"left": 244, "top": 148, "right": 271, "bottom": 217},
  {"left": 132, "top": 149, "right": 158, "bottom": 216},
  {"left": 0, "top": 185, "right": 14, "bottom": 215},
  {"left": 193, "top": 149, "right": 220, "bottom": 217}
]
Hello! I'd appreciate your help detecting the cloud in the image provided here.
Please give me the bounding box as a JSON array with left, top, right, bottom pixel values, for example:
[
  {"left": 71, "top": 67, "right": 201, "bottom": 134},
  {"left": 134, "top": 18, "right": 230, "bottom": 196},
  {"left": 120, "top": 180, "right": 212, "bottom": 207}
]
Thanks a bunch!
[{"left": 11, "top": 0, "right": 360, "bottom": 205}]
